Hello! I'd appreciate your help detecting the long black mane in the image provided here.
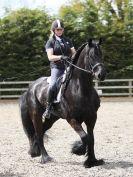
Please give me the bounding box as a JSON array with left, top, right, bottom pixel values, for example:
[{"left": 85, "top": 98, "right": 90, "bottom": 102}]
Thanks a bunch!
[{"left": 72, "top": 43, "right": 87, "bottom": 64}]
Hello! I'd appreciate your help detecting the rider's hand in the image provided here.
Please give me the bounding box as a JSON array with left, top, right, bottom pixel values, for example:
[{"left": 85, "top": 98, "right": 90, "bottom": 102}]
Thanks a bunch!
[{"left": 60, "top": 55, "right": 69, "bottom": 62}]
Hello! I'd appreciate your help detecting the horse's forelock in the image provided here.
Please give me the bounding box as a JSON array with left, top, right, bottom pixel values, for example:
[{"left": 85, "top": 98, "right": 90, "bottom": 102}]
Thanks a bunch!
[{"left": 95, "top": 43, "right": 102, "bottom": 56}]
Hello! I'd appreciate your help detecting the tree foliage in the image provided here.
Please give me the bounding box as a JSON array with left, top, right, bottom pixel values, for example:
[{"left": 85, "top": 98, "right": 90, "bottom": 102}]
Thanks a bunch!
[
  {"left": 0, "top": 8, "right": 52, "bottom": 81},
  {"left": 59, "top": 0, "right": 133, "bottom": 78},
  {"left": 0, "top": 1, "right": 133, "bottom": 81}
]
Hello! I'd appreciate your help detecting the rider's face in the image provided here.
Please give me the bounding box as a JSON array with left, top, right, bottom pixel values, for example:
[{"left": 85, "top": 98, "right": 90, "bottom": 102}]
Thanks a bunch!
[{"left": 54, "top": 28, "right": 64, "bottom": 37}]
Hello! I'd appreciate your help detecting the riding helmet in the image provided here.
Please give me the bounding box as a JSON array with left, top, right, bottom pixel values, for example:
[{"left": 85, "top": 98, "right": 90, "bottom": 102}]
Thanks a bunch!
[{"left": 51, "top": 19, "right": 64, "bottom": 31}]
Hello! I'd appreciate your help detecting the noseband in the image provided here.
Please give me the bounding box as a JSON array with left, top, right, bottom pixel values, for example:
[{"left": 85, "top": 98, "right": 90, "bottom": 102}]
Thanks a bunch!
[
  {"left": 62, "top": 43, "right": 104, "bottom": 95},
  {"left": 88, "top": 61, "right": 104, "bottom": 74}
]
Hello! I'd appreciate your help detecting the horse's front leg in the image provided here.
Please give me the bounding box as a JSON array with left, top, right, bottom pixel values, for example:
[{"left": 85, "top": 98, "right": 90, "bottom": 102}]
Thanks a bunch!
[
  {"left": 84, "top": 116, "right": 104, "bottom": 168},
  {"left": 67, "top": 119, "right": 88, "bottom": 156}
]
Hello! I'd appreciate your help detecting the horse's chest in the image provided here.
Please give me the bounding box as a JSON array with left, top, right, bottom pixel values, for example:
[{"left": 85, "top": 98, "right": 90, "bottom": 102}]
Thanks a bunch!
[{"left": 71, "top": 99, "right": 92, "bottom": 115}]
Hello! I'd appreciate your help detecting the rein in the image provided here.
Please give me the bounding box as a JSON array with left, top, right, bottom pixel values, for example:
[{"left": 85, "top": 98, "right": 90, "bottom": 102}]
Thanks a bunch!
[
  {"left": 65, "top": 58, "right": 104, "bottom": 74},
  {"left": 64, "top": 43, "right": 103, "bottom": 75},
  {"left": 65, "top": 59, "right": 92, "bottom": 74},
  {"left": 62, "top": 43, "right": 104, "bottom": 96}
]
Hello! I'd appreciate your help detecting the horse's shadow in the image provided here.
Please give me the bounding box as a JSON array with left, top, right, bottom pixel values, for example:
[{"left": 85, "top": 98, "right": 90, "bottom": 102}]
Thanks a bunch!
[
  {"left": 0, "top": 171, "right": 24, "bottom": 177},
  {"left": 59, "top": 160, "right": 133, "bottom": 169},
  {"left": 102, "top": 160, "right": 133, "bottom": 169}
]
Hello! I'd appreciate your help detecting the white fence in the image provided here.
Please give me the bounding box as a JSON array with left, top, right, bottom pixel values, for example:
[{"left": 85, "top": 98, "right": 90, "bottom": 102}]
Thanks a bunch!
[{"left": 0, "top": 79, "right": 133, "bottom": 99}]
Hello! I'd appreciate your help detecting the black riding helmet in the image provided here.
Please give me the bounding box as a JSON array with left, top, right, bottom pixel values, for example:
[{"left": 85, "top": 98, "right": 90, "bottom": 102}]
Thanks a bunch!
[{"left": 51, "top": 19, "right": 64, "bottom": 31}]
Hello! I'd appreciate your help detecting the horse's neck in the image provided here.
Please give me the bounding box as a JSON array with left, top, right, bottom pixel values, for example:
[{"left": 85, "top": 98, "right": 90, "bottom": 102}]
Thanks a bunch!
[
  {"left": 69, "top": 51, "right": 93, "bottom": 97},
  {"left": 71, "top": 72, "right": 93, "bottom": 96}
]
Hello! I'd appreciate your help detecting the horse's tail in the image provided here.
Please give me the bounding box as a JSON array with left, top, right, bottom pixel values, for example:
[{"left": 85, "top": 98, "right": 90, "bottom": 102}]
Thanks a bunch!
[
  {"left": 19, "top": 92, "right": 41, "bottom": 157},
  {"left": 19, "top": 91, "right": 35, "bottom": 138}
]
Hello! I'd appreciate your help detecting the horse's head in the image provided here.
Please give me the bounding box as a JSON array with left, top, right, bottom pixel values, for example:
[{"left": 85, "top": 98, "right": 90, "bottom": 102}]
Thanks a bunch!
[{"left": 85, "top": 39, "right": 106, "bottom": 81}]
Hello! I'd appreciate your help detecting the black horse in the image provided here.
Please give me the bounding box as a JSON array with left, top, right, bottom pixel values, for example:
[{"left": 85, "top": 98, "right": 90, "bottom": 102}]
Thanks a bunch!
[{"left": 20, "top": 39, "right": 106, "bottom": 168}]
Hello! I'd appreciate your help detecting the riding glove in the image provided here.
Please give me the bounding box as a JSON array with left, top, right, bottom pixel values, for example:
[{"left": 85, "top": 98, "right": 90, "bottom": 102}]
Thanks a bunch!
[{"left": 60, "top": 55, "right": 69, "bottom": 62}]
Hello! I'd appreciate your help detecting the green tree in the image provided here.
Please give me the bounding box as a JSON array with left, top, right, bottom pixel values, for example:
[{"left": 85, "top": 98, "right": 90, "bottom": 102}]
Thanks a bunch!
[
  {"left": 59, "top": 0, "right": 133, "bottom": 78},
  {"left": 0, "top": 8, "right": 52, "bottom": 81},
  {"left": 58, "top": 0, "right": 85, "bottom": 47},
  {"left": 0, "top": 1, "right": 133, "bottom": 81},
  {"left": 97, "top": 0, "right": 133, "bottom": 78}
]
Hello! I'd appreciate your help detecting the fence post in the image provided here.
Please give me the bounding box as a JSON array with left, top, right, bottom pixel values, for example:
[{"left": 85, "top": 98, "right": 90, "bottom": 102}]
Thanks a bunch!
[{"left": 129, "top": 80, "right": 132, "bottom": 97}]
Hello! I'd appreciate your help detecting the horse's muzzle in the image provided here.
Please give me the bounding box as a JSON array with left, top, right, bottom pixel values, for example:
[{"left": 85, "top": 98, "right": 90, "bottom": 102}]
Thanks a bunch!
[{"left": 94, "top": 66, "right": 106, "bottom": 81}]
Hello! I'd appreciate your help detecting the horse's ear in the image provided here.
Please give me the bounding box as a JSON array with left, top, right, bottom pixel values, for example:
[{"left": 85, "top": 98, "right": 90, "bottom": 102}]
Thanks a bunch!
[
  {"left": 98, "top": 38, "right": 103, "bottom": 45},
  {"left": 88, "top": 38, "right": 93, "bottom": 47}
]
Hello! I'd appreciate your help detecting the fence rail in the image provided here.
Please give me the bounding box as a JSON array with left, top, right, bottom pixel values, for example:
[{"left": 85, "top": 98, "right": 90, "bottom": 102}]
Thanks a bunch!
[{"left": 0, "top": 79, "right": 133, "bottom": 98}]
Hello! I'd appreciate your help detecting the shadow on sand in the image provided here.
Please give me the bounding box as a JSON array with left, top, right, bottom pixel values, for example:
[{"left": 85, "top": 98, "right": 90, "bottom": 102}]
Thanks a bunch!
[
  {"left": 58, "top": 159, "right": 133, "bottom": 169},
  {"left": 0, "top": 171, "right": 24, "bottom": 177},
  {"left": 103, "top": 160, "right": 133, "bottom": 169}
]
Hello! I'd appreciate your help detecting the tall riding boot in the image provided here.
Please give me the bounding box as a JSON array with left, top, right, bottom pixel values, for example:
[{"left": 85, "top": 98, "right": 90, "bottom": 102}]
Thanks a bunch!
[{"left": 42, "top": 89, "right": 54, "bottom": 121}]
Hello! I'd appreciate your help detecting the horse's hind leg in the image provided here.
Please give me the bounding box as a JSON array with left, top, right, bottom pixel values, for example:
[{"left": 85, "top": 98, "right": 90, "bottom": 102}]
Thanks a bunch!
[
  {"left": 20, "top": 93, "right": 41, "bottom": 157},
  {"left": 30, "top": 109, "right": 55, "bottom": 164},
  {"left": 38, "top": 114, "right": 59, "bottom": 163}
]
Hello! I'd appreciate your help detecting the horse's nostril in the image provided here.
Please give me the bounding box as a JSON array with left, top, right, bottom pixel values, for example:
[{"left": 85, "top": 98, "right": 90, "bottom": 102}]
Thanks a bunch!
[
  {"left": 98, "top": 73, "right": 101, "bottom": 79},
  {"left": 97, "top": 72, "right": 105, "bottom": 81}
]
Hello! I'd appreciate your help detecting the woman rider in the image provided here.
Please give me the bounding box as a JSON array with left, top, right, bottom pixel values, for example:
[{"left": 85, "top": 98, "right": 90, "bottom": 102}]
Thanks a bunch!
[{"left": 42, "top": 19, "right": 76, "bottom": 119}]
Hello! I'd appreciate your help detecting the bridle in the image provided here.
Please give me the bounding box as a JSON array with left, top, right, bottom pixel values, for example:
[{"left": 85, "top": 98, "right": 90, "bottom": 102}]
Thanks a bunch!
[
  {"left": 65, "top": 44, "right": 104, "bottom": 75},
  {"left": 87, "top": 61, "right": 104, "bottom": 75},
  {"left": 62, "top": 43, "right": 104, "bottom": 95}
]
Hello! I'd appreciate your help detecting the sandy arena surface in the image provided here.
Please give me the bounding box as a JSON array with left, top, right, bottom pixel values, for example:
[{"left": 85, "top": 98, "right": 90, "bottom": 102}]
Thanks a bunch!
[{"left": 0, "top": 99, "right": 133, "bottom": 177}]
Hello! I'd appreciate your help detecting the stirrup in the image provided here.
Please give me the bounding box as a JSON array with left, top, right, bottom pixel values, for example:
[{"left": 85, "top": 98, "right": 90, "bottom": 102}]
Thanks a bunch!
[
  {"left": 42, "top": 110, "right": 50, "bottom": 122},
  {"left": 42, "top": 104, "right": 51, "bottom": 122}
]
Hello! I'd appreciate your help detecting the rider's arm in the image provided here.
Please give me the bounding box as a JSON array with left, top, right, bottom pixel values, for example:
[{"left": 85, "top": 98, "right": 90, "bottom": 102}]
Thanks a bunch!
[
  {"left": 46, "top": 48, "right": 62, "bottom": 62},
  {"left": 68, "top": 38, "right": 76, "bottom": 57},
  {"left": 71, "top": 47, "right": 76, "bottom": 56}
]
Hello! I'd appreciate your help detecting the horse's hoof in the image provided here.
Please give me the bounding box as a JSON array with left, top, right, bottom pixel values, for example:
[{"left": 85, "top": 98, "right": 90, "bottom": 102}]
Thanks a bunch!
[
  {"left": 72, "top": 141, "right": 86, "bottom": 156},
  {"left": 40, "top": 156, "right": 53, "bottom": 164},
  {"left": 84, "top": 159, "right": 105, "bottom": 168},
  {"left": 28, "top": 146, "right": 41, "bottom": 157},
  {"left": 28, "top": 150, "right": 40, "bottom": 158}
]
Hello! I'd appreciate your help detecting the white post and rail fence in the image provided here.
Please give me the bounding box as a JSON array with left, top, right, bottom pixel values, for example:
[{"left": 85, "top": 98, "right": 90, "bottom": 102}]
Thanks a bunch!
[{"left": 0, "top": 79, "right": 133, "bottom": 99}]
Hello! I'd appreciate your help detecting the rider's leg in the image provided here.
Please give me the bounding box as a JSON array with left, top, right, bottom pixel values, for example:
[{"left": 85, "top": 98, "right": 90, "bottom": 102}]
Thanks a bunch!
[
  {"left": 42, "top": 88, "right": 54, "bottom": 119},
  {"left": 42, "top": 68, "right": 64, "bottom": 120}
]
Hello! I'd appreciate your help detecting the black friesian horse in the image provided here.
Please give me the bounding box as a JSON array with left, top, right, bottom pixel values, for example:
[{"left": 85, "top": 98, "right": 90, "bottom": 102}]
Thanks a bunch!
[{"left": 20, "top": 39, "right": 106, "bottom": 168}]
